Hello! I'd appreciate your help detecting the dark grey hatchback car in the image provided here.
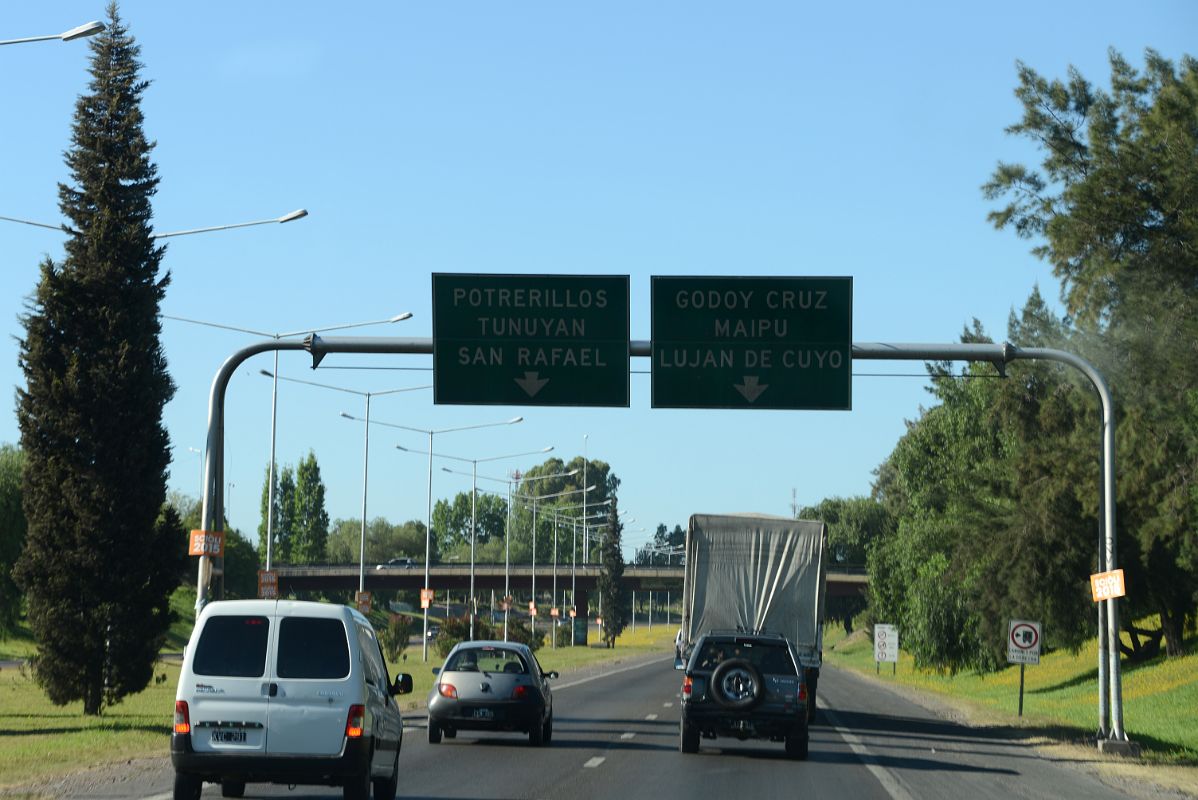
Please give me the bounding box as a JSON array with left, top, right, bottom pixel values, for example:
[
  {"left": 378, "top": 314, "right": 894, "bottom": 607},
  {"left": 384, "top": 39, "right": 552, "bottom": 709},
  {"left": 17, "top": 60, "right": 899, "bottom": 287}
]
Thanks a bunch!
[{"left": 676, "top": 632, "right": 810, "bottom": 758}]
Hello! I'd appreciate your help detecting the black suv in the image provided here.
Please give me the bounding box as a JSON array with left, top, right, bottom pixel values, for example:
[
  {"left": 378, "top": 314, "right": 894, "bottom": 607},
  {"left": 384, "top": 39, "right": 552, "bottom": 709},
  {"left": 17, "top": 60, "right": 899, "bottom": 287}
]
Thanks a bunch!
[{"left": 676, "top": 632, "right": 809, "bottom": 758}]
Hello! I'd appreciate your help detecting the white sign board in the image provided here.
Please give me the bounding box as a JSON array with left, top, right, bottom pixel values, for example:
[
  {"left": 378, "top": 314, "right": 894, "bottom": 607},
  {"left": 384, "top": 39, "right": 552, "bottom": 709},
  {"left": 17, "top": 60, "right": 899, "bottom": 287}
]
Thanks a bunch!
[
  {"left": 1007, "top": 619, "right": 1042, "bottom": 665},
  {"left": 874, "top": 624, "right": 898, "bottom": 663}
]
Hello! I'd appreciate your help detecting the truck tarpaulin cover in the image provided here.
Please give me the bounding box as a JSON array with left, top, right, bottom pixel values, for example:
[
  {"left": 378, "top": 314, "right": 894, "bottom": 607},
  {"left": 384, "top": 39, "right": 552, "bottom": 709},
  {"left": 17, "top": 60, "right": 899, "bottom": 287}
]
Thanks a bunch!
[{"left": 684, "top": 513, "right": 827, "bottom": 660}]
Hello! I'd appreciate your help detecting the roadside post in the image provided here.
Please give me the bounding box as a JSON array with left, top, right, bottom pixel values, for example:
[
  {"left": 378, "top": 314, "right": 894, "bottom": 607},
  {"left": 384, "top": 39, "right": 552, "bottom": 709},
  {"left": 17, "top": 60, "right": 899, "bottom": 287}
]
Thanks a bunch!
[
  {"left": 874, "top": 624, "right": 898, "bottom": 675},
  {"left": 1007, "top": 620, "right": 1042, "bottom": 716}
]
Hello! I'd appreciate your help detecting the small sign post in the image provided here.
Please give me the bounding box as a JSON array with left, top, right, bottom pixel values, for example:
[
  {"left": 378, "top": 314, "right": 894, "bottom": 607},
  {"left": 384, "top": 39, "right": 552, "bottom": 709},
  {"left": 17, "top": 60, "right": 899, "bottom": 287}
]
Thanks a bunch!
[
  {"left": 420, "top": 588, "right": 434, "bottom": 610},
  {"left": 1007, "top": 620, "right": 1042, "bottom": 716},
  {"left": 874, "top": 624, "right": 898, "bottom": 675}
]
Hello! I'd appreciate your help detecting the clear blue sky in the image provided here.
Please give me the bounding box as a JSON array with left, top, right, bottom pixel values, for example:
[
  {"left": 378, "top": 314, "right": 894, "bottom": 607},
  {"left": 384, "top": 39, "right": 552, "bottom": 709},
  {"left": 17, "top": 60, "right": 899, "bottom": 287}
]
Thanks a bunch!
[{"left": 2, "top": 2, "right": 1194, "bottom": 559}]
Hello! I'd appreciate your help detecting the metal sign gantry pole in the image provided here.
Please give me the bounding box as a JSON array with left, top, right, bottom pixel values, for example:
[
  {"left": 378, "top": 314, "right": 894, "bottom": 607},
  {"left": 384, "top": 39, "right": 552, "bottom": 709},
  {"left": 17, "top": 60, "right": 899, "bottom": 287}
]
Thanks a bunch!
[{"left": 196, "top": 336, "right": 1127, "bottom": 744}]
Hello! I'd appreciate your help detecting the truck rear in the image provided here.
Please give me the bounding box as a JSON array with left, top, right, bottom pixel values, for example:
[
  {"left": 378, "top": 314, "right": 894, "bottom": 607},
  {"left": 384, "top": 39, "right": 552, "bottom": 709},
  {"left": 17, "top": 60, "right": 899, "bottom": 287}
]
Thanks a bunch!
[{"left": 679, "top": 513, "right": 828, "bottom": 719}]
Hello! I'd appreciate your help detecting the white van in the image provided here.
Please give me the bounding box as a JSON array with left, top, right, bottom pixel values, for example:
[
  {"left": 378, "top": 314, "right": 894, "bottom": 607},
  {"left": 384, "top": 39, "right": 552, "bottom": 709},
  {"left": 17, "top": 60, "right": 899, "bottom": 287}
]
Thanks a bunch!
[{"left": 171, "top": 599, "right": 413, "bottom": 800}]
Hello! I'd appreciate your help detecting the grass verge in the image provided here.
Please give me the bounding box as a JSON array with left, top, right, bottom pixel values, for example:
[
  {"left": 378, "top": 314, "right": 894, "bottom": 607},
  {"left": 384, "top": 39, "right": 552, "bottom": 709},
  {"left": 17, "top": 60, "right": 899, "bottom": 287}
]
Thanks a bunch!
[{"left": 823, "top": 621, "right": 1198, "bottom": 765}]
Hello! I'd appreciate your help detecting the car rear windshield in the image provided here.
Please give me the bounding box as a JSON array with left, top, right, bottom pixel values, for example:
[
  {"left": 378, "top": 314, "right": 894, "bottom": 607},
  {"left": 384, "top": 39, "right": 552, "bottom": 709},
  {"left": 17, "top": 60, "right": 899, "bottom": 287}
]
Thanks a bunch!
[
  {"left": 695, "top": 640, "right": 796, "bottom": 676},
  {"left": 277, "top": 617, "right": 350, "bottom": 679},
  {"left": 446, "top": 646, "right": 527, "bottom": 674},
  {"left": 193, "top": 615, "right": 270, "bottom": 677}
]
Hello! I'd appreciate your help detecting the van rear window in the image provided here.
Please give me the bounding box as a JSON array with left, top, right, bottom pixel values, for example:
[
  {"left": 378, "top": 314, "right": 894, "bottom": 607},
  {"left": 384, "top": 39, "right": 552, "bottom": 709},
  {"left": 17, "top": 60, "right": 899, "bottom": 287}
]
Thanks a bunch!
[
  {"left": 277, "top": 617, "right": 350, "bottom": 679},
  {"left": 193, "top": 616, "right": 269, "bottom": 677}
]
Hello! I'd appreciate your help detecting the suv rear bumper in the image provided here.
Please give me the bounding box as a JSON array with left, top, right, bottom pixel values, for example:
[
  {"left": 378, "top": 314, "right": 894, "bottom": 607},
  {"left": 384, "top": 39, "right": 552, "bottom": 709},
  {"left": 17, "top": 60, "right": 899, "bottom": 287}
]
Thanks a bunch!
[
  {"left": 682, "top": 704, "right": 806, "bottom": 740},
  {"left": 171, "top": 733, "right": 369, "bottom": 785}
]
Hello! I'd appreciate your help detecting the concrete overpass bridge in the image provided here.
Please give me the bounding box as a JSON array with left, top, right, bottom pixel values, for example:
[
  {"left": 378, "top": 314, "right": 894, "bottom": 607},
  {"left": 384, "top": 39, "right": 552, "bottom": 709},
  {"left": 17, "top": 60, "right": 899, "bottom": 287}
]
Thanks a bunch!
[{"left": 272, "top": 563, "right": 868, "bottom": 618}]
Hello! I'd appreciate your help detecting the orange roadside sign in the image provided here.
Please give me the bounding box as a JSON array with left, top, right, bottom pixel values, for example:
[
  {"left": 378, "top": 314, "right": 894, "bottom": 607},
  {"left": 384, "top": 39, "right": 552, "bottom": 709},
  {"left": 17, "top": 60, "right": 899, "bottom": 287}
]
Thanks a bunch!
[
  {"left": 550, "top": 607, "right": 560, "bottom": 618},
  {"left": 1090, "top": 569, "right": 1126, "bottom": 602},
  {"left": 188, "top": 530, "right": 224, "bottom": 557},
  {"left": 258, "top": 570, "right": 279, "bottom": 599},
  {"left": 420, "top": 588, "right": 434, "bottom": 609},
  {"left": 356, "top": 591, "right": 373, "bottom": 613}
]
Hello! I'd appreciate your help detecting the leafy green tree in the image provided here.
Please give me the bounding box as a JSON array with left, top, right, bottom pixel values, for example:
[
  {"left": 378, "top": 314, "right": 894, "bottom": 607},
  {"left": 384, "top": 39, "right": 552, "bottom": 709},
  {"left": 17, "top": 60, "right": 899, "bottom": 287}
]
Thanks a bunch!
[
  {"left": 635, "top": 523, "right": 684, "bottom": 565},
  {"left": 799, "top": 496, "right": 893, "bottom": 633},
  {"left": 984, "top": 50, "right": 1198, "bottom": 656},
  {"left": 433, "top": 491, "right": 507, "bottom": 550},
  {"left": 258, "top": 464, "right": 296, "bottom": 563},
  {"left": 597, "top": 497, "right": 629, "bottom": 647},
  {"left": 0, "top": 446, "right": 27, "bottom": 636},
  {"left": 291, "top": 451, "right": 329, "bottom": 564},
  {"left": 13, "top": 5, "right": 179, "bottom": 715}
]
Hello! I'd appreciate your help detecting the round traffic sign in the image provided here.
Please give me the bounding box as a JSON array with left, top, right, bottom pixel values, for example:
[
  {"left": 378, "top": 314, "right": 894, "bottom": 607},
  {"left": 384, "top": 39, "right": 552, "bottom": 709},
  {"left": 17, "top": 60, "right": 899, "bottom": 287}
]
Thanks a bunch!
[{"left": 1010, "top": 622, "right": 1039, "bottom": 650}]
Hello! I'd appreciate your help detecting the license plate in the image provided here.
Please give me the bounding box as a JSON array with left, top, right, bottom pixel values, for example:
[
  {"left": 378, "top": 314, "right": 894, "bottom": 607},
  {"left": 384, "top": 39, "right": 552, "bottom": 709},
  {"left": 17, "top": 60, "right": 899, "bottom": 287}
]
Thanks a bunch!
[
  {"left": 211, "top": 729, "right": 247, "bottom": 744},
  {"left": 472, "top": 708, "right": 494, "bottom": 720}
]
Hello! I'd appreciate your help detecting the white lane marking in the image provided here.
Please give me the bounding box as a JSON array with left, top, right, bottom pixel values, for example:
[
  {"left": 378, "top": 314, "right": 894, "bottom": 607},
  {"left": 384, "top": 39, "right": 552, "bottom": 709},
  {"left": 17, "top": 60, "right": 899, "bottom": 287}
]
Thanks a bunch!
[
  {"left": 663, "top": 702, "right": 674, "bottom": 708},
  {"left": 553, "top": 656, "right": 672, "bottom": 691},
  {"left": 823, "top": 704, "right": 917, "bottom": 800},
  {"left": 583, "top": 756, "right": 606, "bottom": 768},
  {"left": 620, "top": 732, "right": 636, "bottom": 739},
  {"left": 645, "top": 713, "right": 658, "bottom": 720}
]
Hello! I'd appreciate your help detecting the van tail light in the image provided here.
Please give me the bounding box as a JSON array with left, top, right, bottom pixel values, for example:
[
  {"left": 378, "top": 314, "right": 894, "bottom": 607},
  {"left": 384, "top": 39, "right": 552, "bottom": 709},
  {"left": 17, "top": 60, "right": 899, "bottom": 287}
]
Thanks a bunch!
[
  {"left": 174, "top": 701, "right": 191, "bottom": 735},
  {"left": 511, "top": 684, "right": 529, "bottom": 700},
  {"left": 438, "top": 682, "right": 458, "bottom": 700},
  {"left": 682, "top": 676, "right": 693, "bottom": 697},
  {"left": 798, "top": 683, "right": 808, "bottom": 702},
  {"left": 345, "top": 704, "right": 365, "bottom": 739}
]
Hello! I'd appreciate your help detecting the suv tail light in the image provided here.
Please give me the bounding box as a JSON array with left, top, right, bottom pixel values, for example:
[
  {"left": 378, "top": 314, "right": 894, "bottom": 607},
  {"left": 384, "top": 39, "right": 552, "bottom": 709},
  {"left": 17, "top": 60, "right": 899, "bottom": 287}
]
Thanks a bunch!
[
  {"left": 798, "top": 683, "right": 808, "bottom": 702},
  {"left": 174, "top": 701, "right": 191, "bottom": 735},
  {"left": 438, "top": 682, "right": 458, "bottom": 699},
  {"left": 682, "top": 675, "right": 693, "bottom": 697},
  {"left": 345, "top": 704, "right": 365, "bottom": 738},
  {"left": 511, "top": 684, "right": 529, "bottom": 700}
]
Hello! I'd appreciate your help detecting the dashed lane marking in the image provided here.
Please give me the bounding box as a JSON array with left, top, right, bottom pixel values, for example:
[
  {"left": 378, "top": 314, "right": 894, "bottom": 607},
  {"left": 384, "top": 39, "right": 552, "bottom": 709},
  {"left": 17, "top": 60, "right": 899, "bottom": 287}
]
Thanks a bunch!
[
  {"left": 583, "top": 757, "right": 606, "bottom": 768},
  {"left": 620, "top": 732, "right": 636, "bottom": 739},
  {"left": 645, "top": 713, "right": 658, "bottom": 720}
]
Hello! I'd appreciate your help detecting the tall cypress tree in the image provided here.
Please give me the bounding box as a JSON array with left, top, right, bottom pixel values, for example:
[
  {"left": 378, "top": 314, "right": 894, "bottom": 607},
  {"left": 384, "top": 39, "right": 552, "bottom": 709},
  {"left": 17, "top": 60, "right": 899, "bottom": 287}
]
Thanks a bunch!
[
  {"left": 14, "top": 3, "right": 179, "bottom": 715},
  {"left": 597, "top": 497, "right": 629, "bottom": 648}
]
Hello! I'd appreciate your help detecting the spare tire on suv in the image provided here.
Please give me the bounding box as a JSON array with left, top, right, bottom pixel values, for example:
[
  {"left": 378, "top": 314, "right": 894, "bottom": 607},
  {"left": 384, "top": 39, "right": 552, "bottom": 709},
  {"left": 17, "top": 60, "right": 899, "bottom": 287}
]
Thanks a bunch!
[{"left": 677, "top": 632, "right": 809, "bottom": 759}]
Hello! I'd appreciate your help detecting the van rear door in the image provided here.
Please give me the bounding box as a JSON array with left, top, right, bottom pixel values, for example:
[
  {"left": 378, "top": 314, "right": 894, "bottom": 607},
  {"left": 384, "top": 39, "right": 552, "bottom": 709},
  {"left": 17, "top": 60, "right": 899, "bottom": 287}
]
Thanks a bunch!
[
  {"left": 265, "top": 614, "right": 354, "bottom": 756},
  {"left": 186, "top": 612, "right": 273, "bottom": 755}
]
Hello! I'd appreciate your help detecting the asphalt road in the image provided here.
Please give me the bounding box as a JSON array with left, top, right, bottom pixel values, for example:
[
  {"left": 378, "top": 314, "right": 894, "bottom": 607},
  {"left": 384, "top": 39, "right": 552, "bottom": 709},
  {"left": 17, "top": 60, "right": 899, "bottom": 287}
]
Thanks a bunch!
[{"left": 55, "top": 658, "right": 1133, "bottom": 800}]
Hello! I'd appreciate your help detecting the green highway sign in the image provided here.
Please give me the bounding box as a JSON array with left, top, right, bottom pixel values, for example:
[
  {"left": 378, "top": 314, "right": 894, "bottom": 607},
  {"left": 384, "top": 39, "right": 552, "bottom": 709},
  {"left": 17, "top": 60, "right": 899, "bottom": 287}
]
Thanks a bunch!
[
  {"left": 651, "top": 276, "right": 852, "bottom": 410},
  {"left": 433, "top": 274, "right": 630, "bottom": 406}
]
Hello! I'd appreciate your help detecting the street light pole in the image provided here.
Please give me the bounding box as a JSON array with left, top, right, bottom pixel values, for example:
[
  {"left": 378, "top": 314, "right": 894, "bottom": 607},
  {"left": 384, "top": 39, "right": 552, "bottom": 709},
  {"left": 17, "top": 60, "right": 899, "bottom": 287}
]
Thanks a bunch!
[
  {"left": 2, "top": 209, "right": 308, "bottom": 238},
  {"left": 167, "top": 311, "right": 412, "bottom": 571},
  {"left": 413, "top": 445, "right": 553, "bottom": 640},
  {"left": 443, "top": 466, "right": 579, "bottom": 642},
  {"left": 0, "top": 20, "right": 104, "bottom": 46},
  {"left": 356, "top": 414, "right": 524, "bottom": 661}
]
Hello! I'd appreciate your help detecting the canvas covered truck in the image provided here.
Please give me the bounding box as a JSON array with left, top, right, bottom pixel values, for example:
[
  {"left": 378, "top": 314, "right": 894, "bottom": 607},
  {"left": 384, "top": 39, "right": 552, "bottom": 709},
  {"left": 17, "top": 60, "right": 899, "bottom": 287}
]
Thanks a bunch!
[{"left": 678, "top": 513, "right": 828, "bottom": 723}]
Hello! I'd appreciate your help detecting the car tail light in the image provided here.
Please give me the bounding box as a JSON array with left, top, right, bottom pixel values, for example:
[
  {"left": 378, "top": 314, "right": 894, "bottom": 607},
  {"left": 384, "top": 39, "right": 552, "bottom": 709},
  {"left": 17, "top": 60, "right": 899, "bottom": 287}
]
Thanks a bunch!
[
  {"left": 345, "top": 704, "right": 365, "bottom": 739},
  {"left": 439, "top": 682, "right": 458, "bottom": 699},
  {"left": 682, "top": 676, "right": 693, "bottom": 697},
  {"left": 798, "top": 683, "right": 808, "bottom": 702},
  {"left": 174, "top": 701, "right": 191, "bottom": 735},
  {"left": 511, "top": 684, "right": 529, "bottom": 700}
]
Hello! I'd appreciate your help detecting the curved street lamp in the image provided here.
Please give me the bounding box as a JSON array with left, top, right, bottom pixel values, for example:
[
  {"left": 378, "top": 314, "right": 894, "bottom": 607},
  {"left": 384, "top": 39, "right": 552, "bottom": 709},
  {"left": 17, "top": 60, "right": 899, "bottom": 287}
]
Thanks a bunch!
[
  {"left": 0, "top": 20, "right": 104, "bottom": 46},
  {"left": 344, "top": 413, "right": 524, "bottom": 660},
  {"left": 164, "top": 311, "right": 412, "bottom": 569},
  {"left": 0, "top": 208, "right": 308, "bottom": 237},
  {"left": 402, "top": 444, "right": 553, "bottom": 639},
  {"left": 441, "top": 466, "right": 579, "bottom": 641},
  {"left": 257, "top": 371, "right": 429, "bottom": 590}
]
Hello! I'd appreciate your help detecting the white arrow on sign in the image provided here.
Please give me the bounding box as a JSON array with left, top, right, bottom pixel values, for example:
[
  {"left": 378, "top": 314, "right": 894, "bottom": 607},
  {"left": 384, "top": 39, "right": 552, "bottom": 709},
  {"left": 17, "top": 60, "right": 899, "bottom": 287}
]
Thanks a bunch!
[
  {"left": 734, "top": 376, "right": 769, "bottom": 403},
  {"left": 514, "top": 371, "right": 550, "bottom": 397}
]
